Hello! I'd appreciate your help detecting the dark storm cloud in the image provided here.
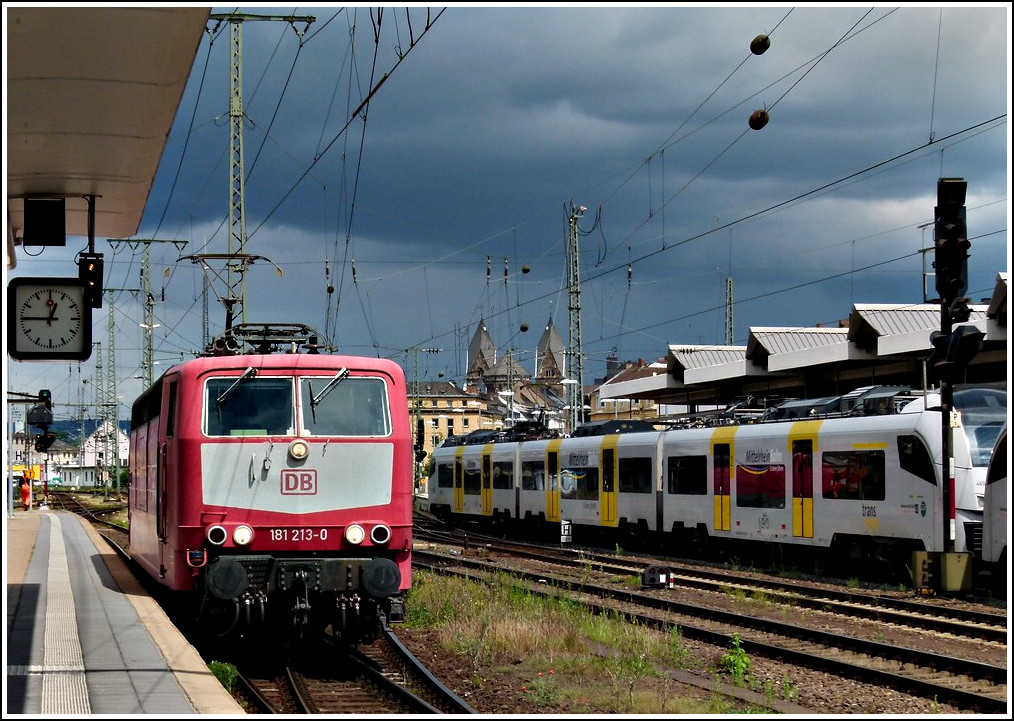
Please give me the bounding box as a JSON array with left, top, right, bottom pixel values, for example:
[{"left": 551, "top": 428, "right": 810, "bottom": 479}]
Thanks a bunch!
[{"left": 7, "top": 3, "right": 1009, "bottom": 406}]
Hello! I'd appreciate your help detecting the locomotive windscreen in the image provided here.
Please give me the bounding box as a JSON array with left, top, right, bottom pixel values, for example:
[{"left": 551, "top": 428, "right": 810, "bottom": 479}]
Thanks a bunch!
[
  {"left": 300, "top": 376, "right": 391, "bottom": 436},
  {"left": 206, "top": 377, "right": 294, "bottom": 436}
]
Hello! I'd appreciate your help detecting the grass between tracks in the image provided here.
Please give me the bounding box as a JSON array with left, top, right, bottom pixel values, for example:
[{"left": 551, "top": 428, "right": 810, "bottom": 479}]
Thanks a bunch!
[{"left": 403, "top": 569, "right": 797, "bottom": 714}]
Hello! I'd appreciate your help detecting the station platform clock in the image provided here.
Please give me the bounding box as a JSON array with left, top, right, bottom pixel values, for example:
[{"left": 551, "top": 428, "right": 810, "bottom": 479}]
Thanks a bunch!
[{"left": 7, "top": 276, "right": 93, "bottom": 361}]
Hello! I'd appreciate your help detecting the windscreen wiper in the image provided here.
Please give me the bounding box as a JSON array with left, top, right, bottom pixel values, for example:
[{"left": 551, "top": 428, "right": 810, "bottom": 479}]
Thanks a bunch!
[
  {"left": 308, "top": 367, "right": 349, "bottom": 423},
  {"left": 217, "top": 367, "right": 257, "bottom": 405}
]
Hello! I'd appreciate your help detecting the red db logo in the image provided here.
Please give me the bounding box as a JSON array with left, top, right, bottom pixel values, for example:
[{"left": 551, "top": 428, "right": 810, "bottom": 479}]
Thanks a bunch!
[{"left": 281, "top": 469, "right": 317, "bottom": 495}]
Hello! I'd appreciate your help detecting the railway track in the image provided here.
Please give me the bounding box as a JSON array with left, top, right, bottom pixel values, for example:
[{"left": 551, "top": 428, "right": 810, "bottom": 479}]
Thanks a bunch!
[
  {"left": 415, "top": 525, "right": 1007, "bottom": 644},
  {"left": 413, "top": 543, "right": 1008, "bottom": 714},
  {"left": 235, "top": 631, "right": 475, "bottom": 714},
  {"left": 47, "top": 491, "right": 128, "bottom": 532}
]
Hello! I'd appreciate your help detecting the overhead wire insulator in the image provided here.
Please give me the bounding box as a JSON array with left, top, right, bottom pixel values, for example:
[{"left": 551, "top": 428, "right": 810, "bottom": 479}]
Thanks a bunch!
[
  {"left": 749, "top": 109, "right": 769, "bottom": 130},
  {"left": 750, "top": 34, "right": 771, "bottom": 55}
]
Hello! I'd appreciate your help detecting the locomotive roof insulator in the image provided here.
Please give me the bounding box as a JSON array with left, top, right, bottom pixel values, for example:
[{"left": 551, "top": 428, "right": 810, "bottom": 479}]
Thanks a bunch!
[{"left": 211, "top": 335, "right": 241, "bottom": 356}]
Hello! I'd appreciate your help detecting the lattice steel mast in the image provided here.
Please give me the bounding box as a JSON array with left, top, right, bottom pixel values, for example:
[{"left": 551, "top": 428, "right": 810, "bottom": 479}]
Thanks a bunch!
[{"left": 566, "top": 202, "right": 586, "bottom": 434}]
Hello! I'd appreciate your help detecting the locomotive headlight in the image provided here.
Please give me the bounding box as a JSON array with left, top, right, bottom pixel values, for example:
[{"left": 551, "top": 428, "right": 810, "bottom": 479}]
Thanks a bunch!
[
  {"left": 370, "top": 524, "right": 392, "bottom": 544},
  {"left": 207, "top": 525, "right": 228, "bottom": 546},
  {"left": 233, "top": 525, "right": 254, "bottom": 546},
  {"left": 289, "top": 438, "right": 310, "bottom": 460},
  {"left": 345, "top": 524, "right": 366, "bottom": 545}
]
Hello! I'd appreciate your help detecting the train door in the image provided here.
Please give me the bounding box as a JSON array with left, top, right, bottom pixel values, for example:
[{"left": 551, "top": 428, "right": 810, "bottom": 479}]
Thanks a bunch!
[
  {"left": 712, "top": 427, "right": 735, "bottom": 533},
  {"left": 546, "top": 439, "right": 562, "bottom": 522},
  {"left": 600, "top": 435, "right": 619, "bottom": 527},
  {"left": 481, "top": 445, "right": 493, "bottom": 516},
  {"left": 789, "top": 423, "right": 817, "bottom": 539},
  {"left": 453, "top": 446, "right": 466, "bottom": 513}
]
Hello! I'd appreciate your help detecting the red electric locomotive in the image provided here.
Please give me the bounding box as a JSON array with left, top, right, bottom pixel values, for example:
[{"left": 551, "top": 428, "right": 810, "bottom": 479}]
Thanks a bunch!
[{"left": 128, "top": 324, "right": 413, "bottom": 645}]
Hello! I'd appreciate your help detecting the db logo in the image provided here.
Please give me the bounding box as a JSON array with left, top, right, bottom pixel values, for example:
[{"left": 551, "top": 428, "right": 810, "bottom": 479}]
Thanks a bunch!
[{"left": 281, "top": 469, "right": 318, "bottom": 495}]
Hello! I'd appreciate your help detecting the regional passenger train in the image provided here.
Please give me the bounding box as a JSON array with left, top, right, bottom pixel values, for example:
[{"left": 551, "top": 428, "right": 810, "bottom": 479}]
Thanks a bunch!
[
  {"left": 427, "top": 384, "right": 1006, "bottom": 578},
  {"left": 128, "top": 323, "right": 413, "bottom": 645}
]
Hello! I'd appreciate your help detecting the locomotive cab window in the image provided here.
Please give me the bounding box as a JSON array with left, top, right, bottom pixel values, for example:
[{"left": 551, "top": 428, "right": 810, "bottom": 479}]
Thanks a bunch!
[
  {"left": 300, "top": 376, "right": 390, "bottom": 436},
  {"left": 206, "top": 376, "right": 294, "bottom": 436}
]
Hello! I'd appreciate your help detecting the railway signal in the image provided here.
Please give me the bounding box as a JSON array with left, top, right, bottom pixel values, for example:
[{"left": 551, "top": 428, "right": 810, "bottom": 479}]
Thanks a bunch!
[
  {"left": 928, "top": 325, "right": 984, "bottom": 383},
  {"left": 79, "top": 252, "right": 104, "bottom": 308},
  {"left": 34, "top": 429, "right": 57, "bottom": 453},
  {"left": 933, "top": 178, "right": 969, "bottom": 310}
]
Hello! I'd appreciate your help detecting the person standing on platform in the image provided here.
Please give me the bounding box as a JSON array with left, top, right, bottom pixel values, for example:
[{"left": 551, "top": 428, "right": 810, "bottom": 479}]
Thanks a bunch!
[{"left": 20, "top": 477, "right": 32, "bottom": 511}]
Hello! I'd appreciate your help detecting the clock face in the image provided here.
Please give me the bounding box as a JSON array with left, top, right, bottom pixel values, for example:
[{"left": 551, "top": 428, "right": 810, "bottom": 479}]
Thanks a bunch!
[{"left": 7, "top": 277, "right": 92, "bottom": 361}]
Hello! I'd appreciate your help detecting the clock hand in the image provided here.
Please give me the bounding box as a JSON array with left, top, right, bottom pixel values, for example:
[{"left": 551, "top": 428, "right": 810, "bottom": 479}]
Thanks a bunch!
[
  {"left": 21, "top": 316, "right": 56, "bottom": 321},
  {"left": 47, "top": 302, "right": 59, "bottom": 324}
]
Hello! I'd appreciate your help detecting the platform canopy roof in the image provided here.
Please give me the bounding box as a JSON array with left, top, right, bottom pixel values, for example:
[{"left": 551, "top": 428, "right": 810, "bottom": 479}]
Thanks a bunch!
[
  {"left": 598, "top": 272, "right": 1007, "bottom": 407},
  {"left": 6, "top": 6, "right": 210, "bottom": 267}
]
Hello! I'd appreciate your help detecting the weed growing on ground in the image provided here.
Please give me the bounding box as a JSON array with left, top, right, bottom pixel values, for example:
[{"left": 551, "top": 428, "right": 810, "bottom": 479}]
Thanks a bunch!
[
  {"left": 208, "top": 660, "right": 238, "bottom": 692},
  {"left": 718, "top": 633, "right": 752, "bottom": 685},
  {"left": 521, "top": 669, "right": 559, "bottom": 707}
]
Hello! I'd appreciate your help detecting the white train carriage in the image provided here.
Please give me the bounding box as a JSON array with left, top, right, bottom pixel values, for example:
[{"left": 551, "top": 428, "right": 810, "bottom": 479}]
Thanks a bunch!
[{"left": 427, "top": 384, "right": 1006, "bottom": 576}]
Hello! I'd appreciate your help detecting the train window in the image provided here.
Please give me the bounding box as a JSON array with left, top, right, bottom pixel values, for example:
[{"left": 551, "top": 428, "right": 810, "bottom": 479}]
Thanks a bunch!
[
  {"left": 619, "top": 457, "right": 653, "bottom": 493},
  {"left": 436, "top": 463, "right": 453, "bottom": 488},
  {"left": 492, "top": 461, "right": 514, "bottom": 490},
  {"left": 735, "top": 464, "right": 786, "bottom": 508},
  {"left": 300, "top": 377, "right": 390, "bottom": 436},
  {"left": 667, "top": 455, "right": 707, "bottom": 495},
  {"left": 792, "top": 440, "right": 813, "bottom": 499},
  {"left": 206, "top": 377, "right": 294, "bottom": 436},
  {"left": 164, "top": 380, "right": 177, "bottom": 438},
  {"left": 602, "top": 449, "right": 615, "bottom": 494},
  {"left": 561, "top": 467, "right": 599, "bottom": 500},
  {"left": 714, "top": 443, "right": 731, "bottom": 497},
  {"left": 521, "top": 461, "right": 544, "bottom": 490},
  {"left": 985, "top": 429, "right": 1006, "bottom": 485},
  {"left": 821, "top": 450, "right": 886, "bottom": 500},
  {"left": 131, "top": 380, "right": 163, "bottom": 430},
  {"left": 953, "top": 386, "right": 1007, "bottom": 466},
  {"left": 463, "top": 464, "right": 481, "bottom": 494},
  {"left": 897, "top": 434, "right": 935, "bottom": 485}
]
